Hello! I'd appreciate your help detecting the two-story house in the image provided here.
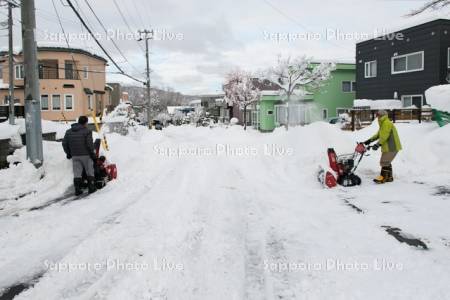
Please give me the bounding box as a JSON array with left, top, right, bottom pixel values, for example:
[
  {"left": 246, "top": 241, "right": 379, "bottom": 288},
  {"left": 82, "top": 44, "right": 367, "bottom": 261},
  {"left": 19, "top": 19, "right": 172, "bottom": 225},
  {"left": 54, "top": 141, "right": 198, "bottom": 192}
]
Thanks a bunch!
[
  {"left": 0, "top": 46, "right": 111, "bottom": 121},
  {"left": 356, "top": 18, "right": 450, "bottom": 108}
]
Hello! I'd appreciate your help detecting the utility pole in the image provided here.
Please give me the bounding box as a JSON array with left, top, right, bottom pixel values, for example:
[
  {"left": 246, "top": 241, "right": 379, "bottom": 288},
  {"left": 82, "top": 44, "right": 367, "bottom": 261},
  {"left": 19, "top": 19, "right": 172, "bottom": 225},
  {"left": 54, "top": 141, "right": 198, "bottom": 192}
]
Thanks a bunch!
[
  {"left": 7, "top": 0, "right": 18, "bottom": 125},
  {"left": 138, "top": 29, "right": 153, "bottom": 129},
  {"left": 21, "top": 0, "right": 43, "bottom": 167}
]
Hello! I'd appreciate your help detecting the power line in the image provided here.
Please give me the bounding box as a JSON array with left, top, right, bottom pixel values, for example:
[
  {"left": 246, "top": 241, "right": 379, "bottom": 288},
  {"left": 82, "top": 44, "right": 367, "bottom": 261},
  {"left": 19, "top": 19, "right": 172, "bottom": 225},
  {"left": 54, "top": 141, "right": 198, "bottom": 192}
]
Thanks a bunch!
[
  {"left": 82, "top": 0, "right": 142, "bottom": 76},
  {"left": 261, "top": 0, "right": 354, "bottom": 53},
  {"left": 112, "top": 0, "right": 145, "bottom": 53},
  {"left": 64, "top": 0, "right": 145, "bottom": 84}
]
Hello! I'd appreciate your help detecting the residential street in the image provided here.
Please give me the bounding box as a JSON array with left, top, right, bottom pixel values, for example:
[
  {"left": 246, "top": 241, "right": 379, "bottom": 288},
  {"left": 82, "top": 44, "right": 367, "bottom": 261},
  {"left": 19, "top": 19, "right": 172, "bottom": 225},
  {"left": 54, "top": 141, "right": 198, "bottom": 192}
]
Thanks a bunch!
[{"left": 1, "top": 124, "right": 449, "bottom": 299}]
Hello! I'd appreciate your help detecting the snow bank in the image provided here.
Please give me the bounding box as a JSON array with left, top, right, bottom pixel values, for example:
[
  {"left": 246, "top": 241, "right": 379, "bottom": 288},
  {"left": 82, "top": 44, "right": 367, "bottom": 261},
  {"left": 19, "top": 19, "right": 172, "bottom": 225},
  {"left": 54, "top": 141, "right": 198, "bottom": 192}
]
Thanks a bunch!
[
  {"left": 354, "top": 99, "right": 403, "bottom": 110},
  {"left": 425, "top": 84, "right": 450, "bottom": 112},
  {"left": 0, "top": 120, "right": 70, "bottom": 143}
]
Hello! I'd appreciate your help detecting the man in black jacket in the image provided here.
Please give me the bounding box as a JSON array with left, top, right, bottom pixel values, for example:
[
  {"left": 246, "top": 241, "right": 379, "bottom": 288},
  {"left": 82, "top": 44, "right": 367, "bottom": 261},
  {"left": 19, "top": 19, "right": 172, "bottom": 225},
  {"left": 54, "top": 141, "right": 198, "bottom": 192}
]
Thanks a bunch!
[{"left": 62, "top": 116, "right": 97, "bottom": 195}]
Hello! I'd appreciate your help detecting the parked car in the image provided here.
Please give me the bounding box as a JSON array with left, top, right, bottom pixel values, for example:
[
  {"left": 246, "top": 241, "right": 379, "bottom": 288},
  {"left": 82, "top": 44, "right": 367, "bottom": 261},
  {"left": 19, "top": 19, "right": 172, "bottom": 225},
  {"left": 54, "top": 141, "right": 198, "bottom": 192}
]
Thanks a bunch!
[{"left": 328, "top": 116, "right": 346, "bottom": 125}]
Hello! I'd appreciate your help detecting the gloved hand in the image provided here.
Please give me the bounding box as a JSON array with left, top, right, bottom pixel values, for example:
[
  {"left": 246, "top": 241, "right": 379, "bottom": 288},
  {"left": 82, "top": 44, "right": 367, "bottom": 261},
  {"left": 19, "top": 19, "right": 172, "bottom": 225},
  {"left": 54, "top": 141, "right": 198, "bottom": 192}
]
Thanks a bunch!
[
  {"left": 66, "top": 154, "right": 72, "bottom": 159},
  {"left": 363, "top": 139, "right": 372, "bottom": 146},
  {"left": 372, "top": 143, "right": 380, "bottom": 151}
]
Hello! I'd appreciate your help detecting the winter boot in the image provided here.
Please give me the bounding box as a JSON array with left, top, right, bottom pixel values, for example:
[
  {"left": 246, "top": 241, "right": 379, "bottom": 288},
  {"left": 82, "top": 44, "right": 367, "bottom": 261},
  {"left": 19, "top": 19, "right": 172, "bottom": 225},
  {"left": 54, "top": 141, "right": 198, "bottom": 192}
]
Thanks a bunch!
[
  {"left": 87, "top": 176, "right": 97, "bottom": 194},
  {"left": 74, "top": 178, "right": 83, "bottom": 196},
  {"left": 373, "top": 167, "right": 388, "bottom": 184},
  {"left": 385, "top": 165, "right": 394, "bottom": 182}
]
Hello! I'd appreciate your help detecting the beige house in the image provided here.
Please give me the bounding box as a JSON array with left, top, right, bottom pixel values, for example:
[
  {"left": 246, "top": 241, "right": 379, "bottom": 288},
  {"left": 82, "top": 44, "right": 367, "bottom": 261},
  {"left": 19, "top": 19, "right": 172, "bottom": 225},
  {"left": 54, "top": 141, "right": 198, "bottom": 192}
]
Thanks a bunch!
[{"left": 0, "top": 46, "right": 112, "bottom": 121}]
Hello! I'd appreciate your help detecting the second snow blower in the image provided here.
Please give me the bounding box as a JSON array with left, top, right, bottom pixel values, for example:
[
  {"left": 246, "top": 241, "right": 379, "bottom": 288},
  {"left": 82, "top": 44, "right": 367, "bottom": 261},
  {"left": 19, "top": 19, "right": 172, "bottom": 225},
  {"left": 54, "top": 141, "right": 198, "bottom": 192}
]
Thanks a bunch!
[{"left": 318, "top": 143, "right": 372, "bottom": 188}]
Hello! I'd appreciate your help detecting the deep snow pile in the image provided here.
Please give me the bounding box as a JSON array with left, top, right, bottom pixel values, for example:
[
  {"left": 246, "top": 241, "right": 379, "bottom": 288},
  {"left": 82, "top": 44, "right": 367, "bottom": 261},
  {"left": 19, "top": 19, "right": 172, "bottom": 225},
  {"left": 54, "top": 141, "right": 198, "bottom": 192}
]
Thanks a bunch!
[
  {"left": 354, "top": 99, "right": 402, "bottom": 109},
  {"left": 425, "top": 84, "right": 450, "bottom": 112},
  {"left": 1, "top": 122, "right": 450, "bottom": 299},
  {"left": 0, "top": 119, "right": 70, "bottom": 142}
]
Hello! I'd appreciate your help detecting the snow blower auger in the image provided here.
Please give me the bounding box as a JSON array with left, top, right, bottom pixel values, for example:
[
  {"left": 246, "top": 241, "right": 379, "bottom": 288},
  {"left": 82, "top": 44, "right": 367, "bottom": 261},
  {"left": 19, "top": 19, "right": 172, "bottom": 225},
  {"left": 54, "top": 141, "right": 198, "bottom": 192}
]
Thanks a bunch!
[{"left": 318, "top": 143, "right": 372, "bottom": 188}]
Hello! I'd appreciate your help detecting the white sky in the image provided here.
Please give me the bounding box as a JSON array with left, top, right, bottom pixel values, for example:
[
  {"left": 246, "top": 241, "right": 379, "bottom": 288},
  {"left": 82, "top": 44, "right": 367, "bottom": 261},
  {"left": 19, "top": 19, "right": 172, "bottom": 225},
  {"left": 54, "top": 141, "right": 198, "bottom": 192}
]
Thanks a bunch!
[{"left": 0, "top": 0, "right": 449, "bottom": 95}]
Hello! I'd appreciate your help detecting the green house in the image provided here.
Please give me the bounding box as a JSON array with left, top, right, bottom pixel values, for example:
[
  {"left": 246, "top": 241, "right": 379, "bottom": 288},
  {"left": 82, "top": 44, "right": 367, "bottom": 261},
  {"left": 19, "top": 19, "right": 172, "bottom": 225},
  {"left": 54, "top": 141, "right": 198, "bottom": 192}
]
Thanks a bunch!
[
  {"left": 254, "top": 63, "right": 356, "bottom": 131},
  {"left": 311, "top": 62, "right": 356, "bottom": 119}
]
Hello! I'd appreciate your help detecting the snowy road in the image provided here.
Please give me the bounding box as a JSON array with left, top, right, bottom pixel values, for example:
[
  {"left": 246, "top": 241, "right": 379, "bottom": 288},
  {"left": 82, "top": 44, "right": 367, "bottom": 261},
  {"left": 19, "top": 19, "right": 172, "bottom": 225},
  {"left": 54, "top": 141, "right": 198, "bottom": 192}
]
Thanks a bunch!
[{"left": 1, "top": 124, "right": 450, "bottom": 299}]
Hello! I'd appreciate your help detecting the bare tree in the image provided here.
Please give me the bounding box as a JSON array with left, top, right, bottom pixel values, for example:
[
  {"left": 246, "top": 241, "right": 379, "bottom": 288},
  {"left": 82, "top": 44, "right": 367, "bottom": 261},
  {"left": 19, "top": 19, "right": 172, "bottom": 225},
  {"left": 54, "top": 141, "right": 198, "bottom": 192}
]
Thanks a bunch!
[
  {"left": 223, "top": 70, "right": 261, "bottom": 130},
  {"left": 408, "top": 0, "right": 450, "bottom": 16},
  {"left": 265, "top": 55, "right": 335, "bottom": 128}
]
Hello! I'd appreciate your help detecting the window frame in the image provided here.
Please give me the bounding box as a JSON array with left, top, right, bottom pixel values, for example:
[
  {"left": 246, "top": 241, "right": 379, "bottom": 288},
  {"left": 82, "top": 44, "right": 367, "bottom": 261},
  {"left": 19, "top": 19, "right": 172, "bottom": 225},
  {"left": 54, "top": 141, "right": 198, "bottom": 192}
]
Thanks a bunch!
[
  {"left": 64, "top": 94, "right": 74, "bottom": 111},
  {"left": 322, "top": 108, "right": 328, "bottom": 120},
  {"left": 364, "top": 60, "right": 377, "bottom": 78},
  {"left": 401, "top": 94, "right": 423, "bottom": 108},
  {"left": 342, "top": 81, "right": 352, "bottom": 93},
  {"left": 448, "top": 47, "right": 450, "bottom": 68},
  {"left": 15, "top": 64, "right": 24, "bottom": 79},
  {"left": 391, "top": 51, "right": 424, "bottom": 74},
  {"left": 52, "top": 94, "right": 61, "bottom": 111},
  {"left": 88, "top": 94, "right": 93, "bottom": 110},
  {"left": 41, "top": 94, "right": 49, "bottom": 111},
  {"left": 83, "top": 66, "right": 89, "bottom": 79}
]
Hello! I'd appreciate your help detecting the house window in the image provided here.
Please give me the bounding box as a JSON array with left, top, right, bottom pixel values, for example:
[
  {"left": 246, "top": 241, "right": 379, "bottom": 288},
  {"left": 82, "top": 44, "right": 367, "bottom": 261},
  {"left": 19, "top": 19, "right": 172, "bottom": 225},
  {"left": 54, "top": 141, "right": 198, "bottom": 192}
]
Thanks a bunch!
[
  {"left": 401, "top": 95, "right": 423, "bottom": 108},
  {"left": 64, "top": 94, "right": 74, "bottom": 110},
  {"left": 342, "top": 81, "right": 357, "bottom": 93},
  {"left": 65, "top": 61, "right": 78, "bottom": 79},
  {"left": 322, "top": 109, "right": 328, "bottom": 120},
  {"left": 448, "top": 48, "right": 450, "bottom": 68},
  {"left": 0, "top": 65, "right": 3, "bottom": 79},
  {"left": 38, "top": 60, "right": 59, "bottom": 79},
  {"left": 41, "top": 95, "right": 49, "bottom": 111},
  {"left": 364, "top": 61, "right": 377, "bottom": 78},
  {"left": 392, "top": 51, "right": 424, "bottom": 74},
  {"left": 83, "top": 66, "right": 89, "bottom": 79},
  {"left": 15, "top": 64, "right": 24, "bottom": 79},
  {"left": 52, "top": 95, "right": 61, "bottom": 110},
  {"left": 88, "top": 95, "right": 93, "bottom": 110}
]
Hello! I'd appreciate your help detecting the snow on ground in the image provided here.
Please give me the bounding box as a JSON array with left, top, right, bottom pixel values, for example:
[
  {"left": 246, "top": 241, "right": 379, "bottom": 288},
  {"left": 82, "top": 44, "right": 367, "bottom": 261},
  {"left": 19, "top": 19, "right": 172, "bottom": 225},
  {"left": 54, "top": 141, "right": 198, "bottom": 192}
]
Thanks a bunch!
[
  {"left": 425, "top": 84, "right": 450, "bottom": 112},
  {"left": 0, "top": 122, "right": 450, "bottom": 299}
]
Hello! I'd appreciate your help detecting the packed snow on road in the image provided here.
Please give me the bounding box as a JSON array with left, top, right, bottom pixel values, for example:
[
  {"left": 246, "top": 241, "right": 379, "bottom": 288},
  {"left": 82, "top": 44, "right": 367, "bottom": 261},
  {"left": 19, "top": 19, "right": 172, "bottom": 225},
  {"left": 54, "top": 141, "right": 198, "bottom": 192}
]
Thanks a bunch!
[{"left": 1, "top": 122, "right": 450, "bottom": 299}]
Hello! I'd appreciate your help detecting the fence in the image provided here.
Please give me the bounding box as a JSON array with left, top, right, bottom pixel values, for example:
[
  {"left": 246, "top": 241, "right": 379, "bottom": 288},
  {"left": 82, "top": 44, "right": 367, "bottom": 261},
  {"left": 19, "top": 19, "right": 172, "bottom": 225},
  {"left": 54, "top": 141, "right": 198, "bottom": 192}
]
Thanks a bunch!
[
  {"left": 347, "top": 107, "right": 433, "bottom": 131},
  {"left": 0, "top": 105, "right": 25, "bottom": 122}
]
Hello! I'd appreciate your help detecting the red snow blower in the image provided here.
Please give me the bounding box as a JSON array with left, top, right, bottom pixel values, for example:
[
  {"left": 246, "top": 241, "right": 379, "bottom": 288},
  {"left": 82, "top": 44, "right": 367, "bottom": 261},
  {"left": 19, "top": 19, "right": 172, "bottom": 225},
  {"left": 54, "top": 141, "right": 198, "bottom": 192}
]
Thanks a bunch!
[
  {"left": 86, "top": 139, "right": 118, "bottom": 189},
  {"left": 318, "top": 143, "right": 372, "bottom": 188}
]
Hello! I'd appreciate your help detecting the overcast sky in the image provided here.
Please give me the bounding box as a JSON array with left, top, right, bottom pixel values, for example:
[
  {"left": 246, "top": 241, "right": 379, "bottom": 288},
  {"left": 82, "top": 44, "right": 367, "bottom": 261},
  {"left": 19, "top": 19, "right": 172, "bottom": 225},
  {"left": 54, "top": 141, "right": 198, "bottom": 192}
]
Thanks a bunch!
[{"left": 0, "top": 0, "right": 449, "bottom": 95}]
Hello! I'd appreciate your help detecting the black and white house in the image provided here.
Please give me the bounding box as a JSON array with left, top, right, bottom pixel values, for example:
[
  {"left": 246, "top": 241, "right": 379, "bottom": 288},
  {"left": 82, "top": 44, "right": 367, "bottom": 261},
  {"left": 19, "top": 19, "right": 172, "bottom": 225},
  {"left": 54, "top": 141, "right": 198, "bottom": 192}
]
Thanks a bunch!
[{"left": 356, "top": 19, "right": 450, "bottom": 108}]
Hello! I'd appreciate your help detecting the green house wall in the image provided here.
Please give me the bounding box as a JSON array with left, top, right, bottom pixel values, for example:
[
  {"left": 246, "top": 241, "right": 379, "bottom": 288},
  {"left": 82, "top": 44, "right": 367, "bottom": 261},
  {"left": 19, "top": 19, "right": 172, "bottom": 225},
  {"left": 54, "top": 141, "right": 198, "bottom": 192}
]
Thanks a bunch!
[
  {"left": 259, "top": 95, "right": 278, "bottom": 131},
  {"left": 312, "top": 63, "right": 356, "bottom": 118}
]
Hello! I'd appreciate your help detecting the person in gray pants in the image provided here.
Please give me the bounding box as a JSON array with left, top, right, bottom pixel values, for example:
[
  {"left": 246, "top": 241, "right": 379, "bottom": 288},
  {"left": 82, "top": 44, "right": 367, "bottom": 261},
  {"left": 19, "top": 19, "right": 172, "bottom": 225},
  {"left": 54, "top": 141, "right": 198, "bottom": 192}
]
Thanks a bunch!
[{"left": 62, "top": 116, "right": 97, "bottom": 195}]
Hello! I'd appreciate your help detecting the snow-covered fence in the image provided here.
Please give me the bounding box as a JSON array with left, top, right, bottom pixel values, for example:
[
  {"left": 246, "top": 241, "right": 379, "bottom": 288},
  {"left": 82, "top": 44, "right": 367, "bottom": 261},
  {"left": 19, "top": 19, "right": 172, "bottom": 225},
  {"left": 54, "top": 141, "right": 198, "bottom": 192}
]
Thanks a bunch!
[
  {"left": 275, "top": 104, "right": 316, "bottom": 126},
  {"left": 347, "top": 108, "right": 432, "bottom": 131}
]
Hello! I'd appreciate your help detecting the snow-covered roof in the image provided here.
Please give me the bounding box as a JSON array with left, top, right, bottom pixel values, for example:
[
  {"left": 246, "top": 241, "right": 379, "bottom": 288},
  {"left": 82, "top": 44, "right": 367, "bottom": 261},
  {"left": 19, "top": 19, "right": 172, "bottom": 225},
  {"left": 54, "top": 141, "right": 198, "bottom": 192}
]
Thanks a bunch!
[
  {"left": 354, "top": 99, "right": 403, "bottom": 109},
  {"left": 425, "top": 84, "right": 450, "bottom": 112},
  {"left": 189, "top": 99, "right": 201, "bottom": 105},
  {"left": 260, "top": 90, "right": 280, "bottom": 96}
]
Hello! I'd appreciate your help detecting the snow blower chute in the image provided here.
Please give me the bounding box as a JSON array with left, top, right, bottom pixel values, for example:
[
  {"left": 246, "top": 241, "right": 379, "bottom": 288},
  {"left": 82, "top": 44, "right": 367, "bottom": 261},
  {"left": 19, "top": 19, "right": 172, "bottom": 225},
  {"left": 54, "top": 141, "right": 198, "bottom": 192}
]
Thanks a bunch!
[{"left": 318, "top": 143, "right": 371, "bottom": 188}]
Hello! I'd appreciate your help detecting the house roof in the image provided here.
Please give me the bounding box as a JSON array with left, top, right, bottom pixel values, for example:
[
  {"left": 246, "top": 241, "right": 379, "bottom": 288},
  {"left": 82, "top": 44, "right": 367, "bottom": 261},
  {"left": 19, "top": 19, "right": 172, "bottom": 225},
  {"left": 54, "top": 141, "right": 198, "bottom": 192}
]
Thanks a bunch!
[
  {"left": 357, "top": 18, "right": 450, "bottom": 45},
  {"left": 17, "top": 46, "right": 108, "bottom": 63}
]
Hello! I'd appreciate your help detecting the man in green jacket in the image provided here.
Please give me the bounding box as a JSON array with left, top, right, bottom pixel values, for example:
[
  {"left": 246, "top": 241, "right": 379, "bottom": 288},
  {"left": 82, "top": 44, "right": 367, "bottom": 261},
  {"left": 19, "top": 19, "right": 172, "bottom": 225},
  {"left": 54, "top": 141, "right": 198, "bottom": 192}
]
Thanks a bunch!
[{"left": 364, "top": 110, "right": 402, "bottom": 184}]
